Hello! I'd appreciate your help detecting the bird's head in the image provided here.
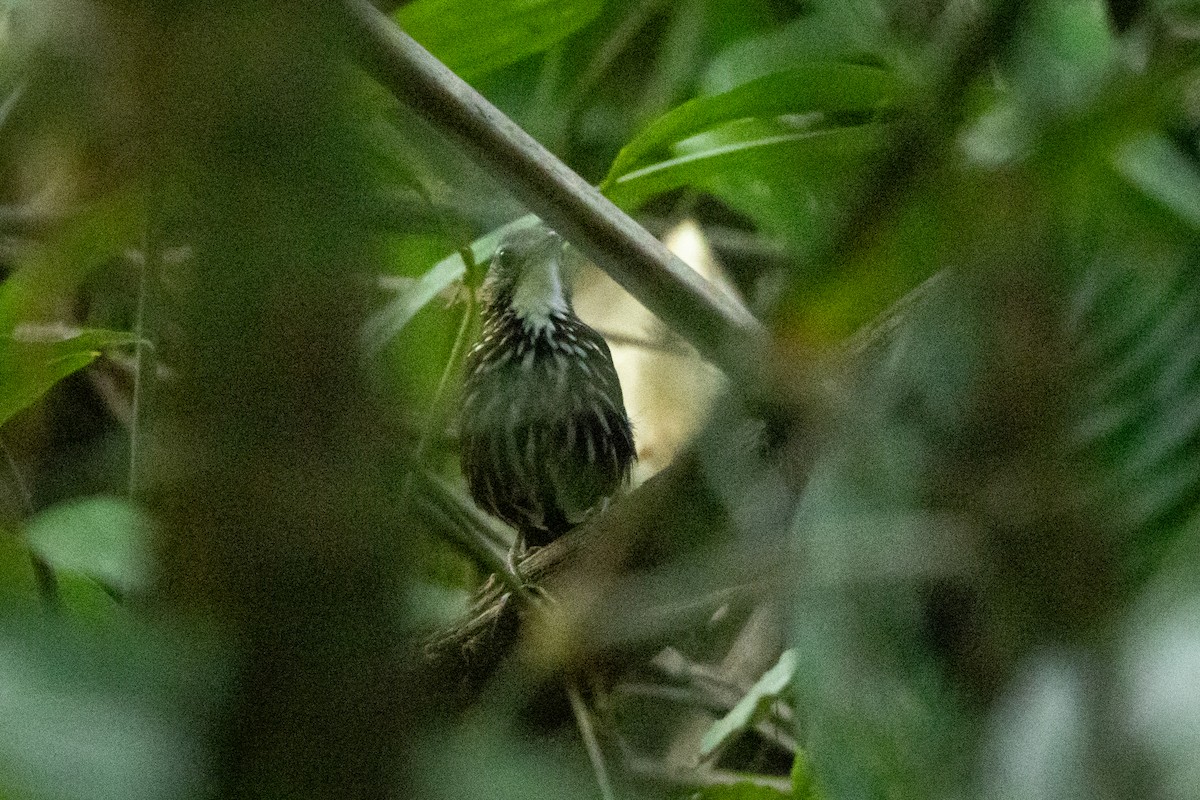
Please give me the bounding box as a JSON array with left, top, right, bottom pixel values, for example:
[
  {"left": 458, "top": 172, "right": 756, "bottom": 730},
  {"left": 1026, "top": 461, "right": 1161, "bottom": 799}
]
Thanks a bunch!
[{"left": 482, "top": 224, "right": 571, "bottom": 332}]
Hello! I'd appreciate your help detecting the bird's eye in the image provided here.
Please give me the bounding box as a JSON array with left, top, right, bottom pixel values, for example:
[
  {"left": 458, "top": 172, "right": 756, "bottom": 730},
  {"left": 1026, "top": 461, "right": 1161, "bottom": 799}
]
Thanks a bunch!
[{"left": 493, "top": 246, "right": 509, "bottom": 264}]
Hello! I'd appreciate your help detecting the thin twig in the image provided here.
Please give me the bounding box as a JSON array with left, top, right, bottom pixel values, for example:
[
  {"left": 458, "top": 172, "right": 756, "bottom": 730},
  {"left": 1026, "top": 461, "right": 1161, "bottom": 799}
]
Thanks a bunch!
[
  {"left": 568, "top": 679, "right": 618, "bottom": 800},
  {"left": 614, "top": 682, "right": 797, "bottom": 753},
  {"left": 403, "top": 289, "right": 474, "bottom": 484},
  {"left": 413, "top": 470, "right": 530, "bottom": 601},
  {"left": 622, "top": 752, "right": 791, "bottom": 794},
  {"left": 343, "top": 0, "right": 765, "bottom": 374},
  {"left": 650, "top": 647, "right": 794, "bottom": 730},
  {"left": 128, "top": 208, "right": 162, "bottom": 498},
  {"left": 590, "top": 329, "right": 692, "bottom": 356}
]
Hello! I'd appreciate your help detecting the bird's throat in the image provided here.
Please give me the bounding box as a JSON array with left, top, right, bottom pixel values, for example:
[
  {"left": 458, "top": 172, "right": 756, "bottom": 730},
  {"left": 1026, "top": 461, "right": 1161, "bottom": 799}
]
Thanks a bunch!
[{"left": 509, "top": 253, "right": 569, "bottom": 333}]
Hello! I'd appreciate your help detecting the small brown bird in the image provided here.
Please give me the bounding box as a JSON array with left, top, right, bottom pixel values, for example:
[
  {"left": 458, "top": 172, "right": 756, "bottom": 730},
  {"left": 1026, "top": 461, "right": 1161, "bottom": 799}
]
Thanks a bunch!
[{"left": 459, "top": 224, "right": 635, "bottom": 560}]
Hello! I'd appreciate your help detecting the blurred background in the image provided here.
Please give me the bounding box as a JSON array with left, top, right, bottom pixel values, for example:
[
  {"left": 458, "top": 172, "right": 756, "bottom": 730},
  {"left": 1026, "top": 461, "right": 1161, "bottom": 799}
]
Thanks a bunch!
[{"left": 0, "top": 0, "right": 1197, "bottom": 798}]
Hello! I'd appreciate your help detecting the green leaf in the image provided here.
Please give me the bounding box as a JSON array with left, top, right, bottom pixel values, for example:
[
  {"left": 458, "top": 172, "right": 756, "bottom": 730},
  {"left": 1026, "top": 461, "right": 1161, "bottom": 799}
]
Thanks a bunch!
[
  {"left": 603, "top": 64, "right": 897, "bottom": 187},
  {"left": 791, "top": 747, "right": 822, "bottom": 800},
  {"left": 366, "top": 256, "right": 467, "bottom": 353},
  {"left": 398, "top": 0, "right": 603, "bottom": 81},
  {"left": 1012, "top": 0, "right": 1116, "bottom": 113},
  {"left": 0, "top": 326, "right": 138, "bottom": 427},
  {"left": 692, "top": 781, "right": 791, "bottom": 799},
  {"left": 363, "top": 214, "right": 539, "bottom": 351},
  {"left": 604, "top": 119, "right": 880, "bottom": 213},
  {"left": 700, "top": 649, "right": 797, "bottom": 758},
  {"left": 0, "top": 616, "right": 209, "bottom": 800},
  {"left": 0, "top": 533, "right": 41, "bottom": 610},
  {"left": 700, "top": 11, "right": 884, "bottom": 95},
  {"left": 0, "top": 193, "right": 142, "bottom": 328},
  {"left": 55, "top": 570, "right": 122, "bottom": 624},
  {"left": 0, "top": 193, "right": 141, "bottom": 426},
  {"left": 1114, "top": 133, "right": 1200, "bottom": 231},
  {"left": 1070, "top": 261, "right": 1200, "bottom": 583},
  {"left": 24, "top": 496, "right": 153, "bottom": 597}
]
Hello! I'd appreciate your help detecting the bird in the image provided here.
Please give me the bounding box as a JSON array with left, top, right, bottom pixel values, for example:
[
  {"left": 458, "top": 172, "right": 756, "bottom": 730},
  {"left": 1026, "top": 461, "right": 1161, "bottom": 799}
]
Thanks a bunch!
[{"left": 459, "top": 223, "right": 636, "bottom": 567}]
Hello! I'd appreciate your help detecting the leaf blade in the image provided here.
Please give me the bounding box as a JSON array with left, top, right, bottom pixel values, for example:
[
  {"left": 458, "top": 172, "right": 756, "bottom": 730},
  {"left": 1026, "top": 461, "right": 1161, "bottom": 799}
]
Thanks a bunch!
[
  {"left": 0, "top": 327, "right": 138, "bottom": 428},
  {"left": 603, "top": 63, "right": 898, "bottom": 187},
  {"left": 399, "top": 0, "right": 602, "bottom": 80}
]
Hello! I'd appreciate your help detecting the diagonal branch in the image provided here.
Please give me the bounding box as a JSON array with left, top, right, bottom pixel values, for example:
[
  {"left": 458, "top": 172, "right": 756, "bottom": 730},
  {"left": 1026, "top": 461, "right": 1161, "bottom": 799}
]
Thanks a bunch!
[{"left": 342, "top": 0, "right": 765, "bottom": 374}]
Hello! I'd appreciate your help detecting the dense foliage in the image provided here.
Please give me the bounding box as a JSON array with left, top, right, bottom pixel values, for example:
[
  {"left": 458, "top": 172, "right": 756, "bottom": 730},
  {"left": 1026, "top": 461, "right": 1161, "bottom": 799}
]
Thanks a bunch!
[{"left": 0, "top": 1, "right": 1198, "bottom": 798}]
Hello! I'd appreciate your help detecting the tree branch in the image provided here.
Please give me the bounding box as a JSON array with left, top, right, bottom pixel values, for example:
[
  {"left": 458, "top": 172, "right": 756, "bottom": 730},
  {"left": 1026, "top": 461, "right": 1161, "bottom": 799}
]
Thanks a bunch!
[
  {"left": 342, "top": 0, "right": 766, "bottom": 374},
  {"left": 417, "top": 450, "right": 753, "bottom": 709}
]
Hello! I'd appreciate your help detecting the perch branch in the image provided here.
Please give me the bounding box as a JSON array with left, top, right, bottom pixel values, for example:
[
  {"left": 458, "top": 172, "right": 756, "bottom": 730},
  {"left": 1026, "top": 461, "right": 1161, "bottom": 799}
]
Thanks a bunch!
[{"left": 343, "top": 0, "right": 766, "bottom": 374}]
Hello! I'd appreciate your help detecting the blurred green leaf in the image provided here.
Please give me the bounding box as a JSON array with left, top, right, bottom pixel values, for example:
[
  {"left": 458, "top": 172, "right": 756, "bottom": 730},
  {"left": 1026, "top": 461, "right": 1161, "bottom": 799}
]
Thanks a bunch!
[
  {"left": 54, "top": 571, "right": 121, "bottom": 625},
  {"left": 398, "top": 0, "right": 603, "bottom": 81},
  {"left": 1012, "top": 0, "right": 1115, "bottom": 113},
  {"left": 984, "top": 652, "right": 1093, "bottom": 800},
  {"left": 604, "top": 119, "right": 880, "bottom": 211},
  {"left": 0, "top": 617, "right": 208, "bottom": 800},
  {"left": 24, "top": 496, "right": 152, "bottom": 597},
  {"left": 693, "top": 782, "right": 790, "bottom": 799},
  {"left": 1070, "top": 260, "right": 1200, "bottom": 583},
  {"left": 700, "top": 10, "right": 884, "bottom": 95},
  {"left": 0, "top": 192, "right": 140, "bottom": 427},
  {"left": 602, "top": 64, "right": 898, "bottom": 187},
  {"left": 364, "top": 214, "right": 539, "bottom": 351},
  {"left": 791, "top": 748, "right": 821, "bottom": 800},
  {"left": 0, "top": 194, "right": 141, "bottom": 328},
  {"left": 701, "top": 649, "right": 797, "bottom": 758},
  {"left": 0, "top": 326, "right": 136, "bottom": 428},
  {"left": 417, "top": 723, "right": 598, "bottom": 799},
  {"left": 366, "top": 255, "right": 467, "bottom": 353},
  {"left": 1125, "top": 591, "right": 1200, "bottom": 797},
  {"left": 1114, "top": 133, "right": 1200, "bottom": 231},
  {"left": 789, "top": 587, "right": 969, "bottom": 799},
  {"left": 0, "top": 533, "right": 41, "bottom": 610}
]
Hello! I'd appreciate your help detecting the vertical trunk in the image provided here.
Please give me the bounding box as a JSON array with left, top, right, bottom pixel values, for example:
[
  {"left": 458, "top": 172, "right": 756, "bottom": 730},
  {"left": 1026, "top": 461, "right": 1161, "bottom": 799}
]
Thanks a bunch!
[{"left": 144, "top": 5, "right": 411, "bottom": 797}]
